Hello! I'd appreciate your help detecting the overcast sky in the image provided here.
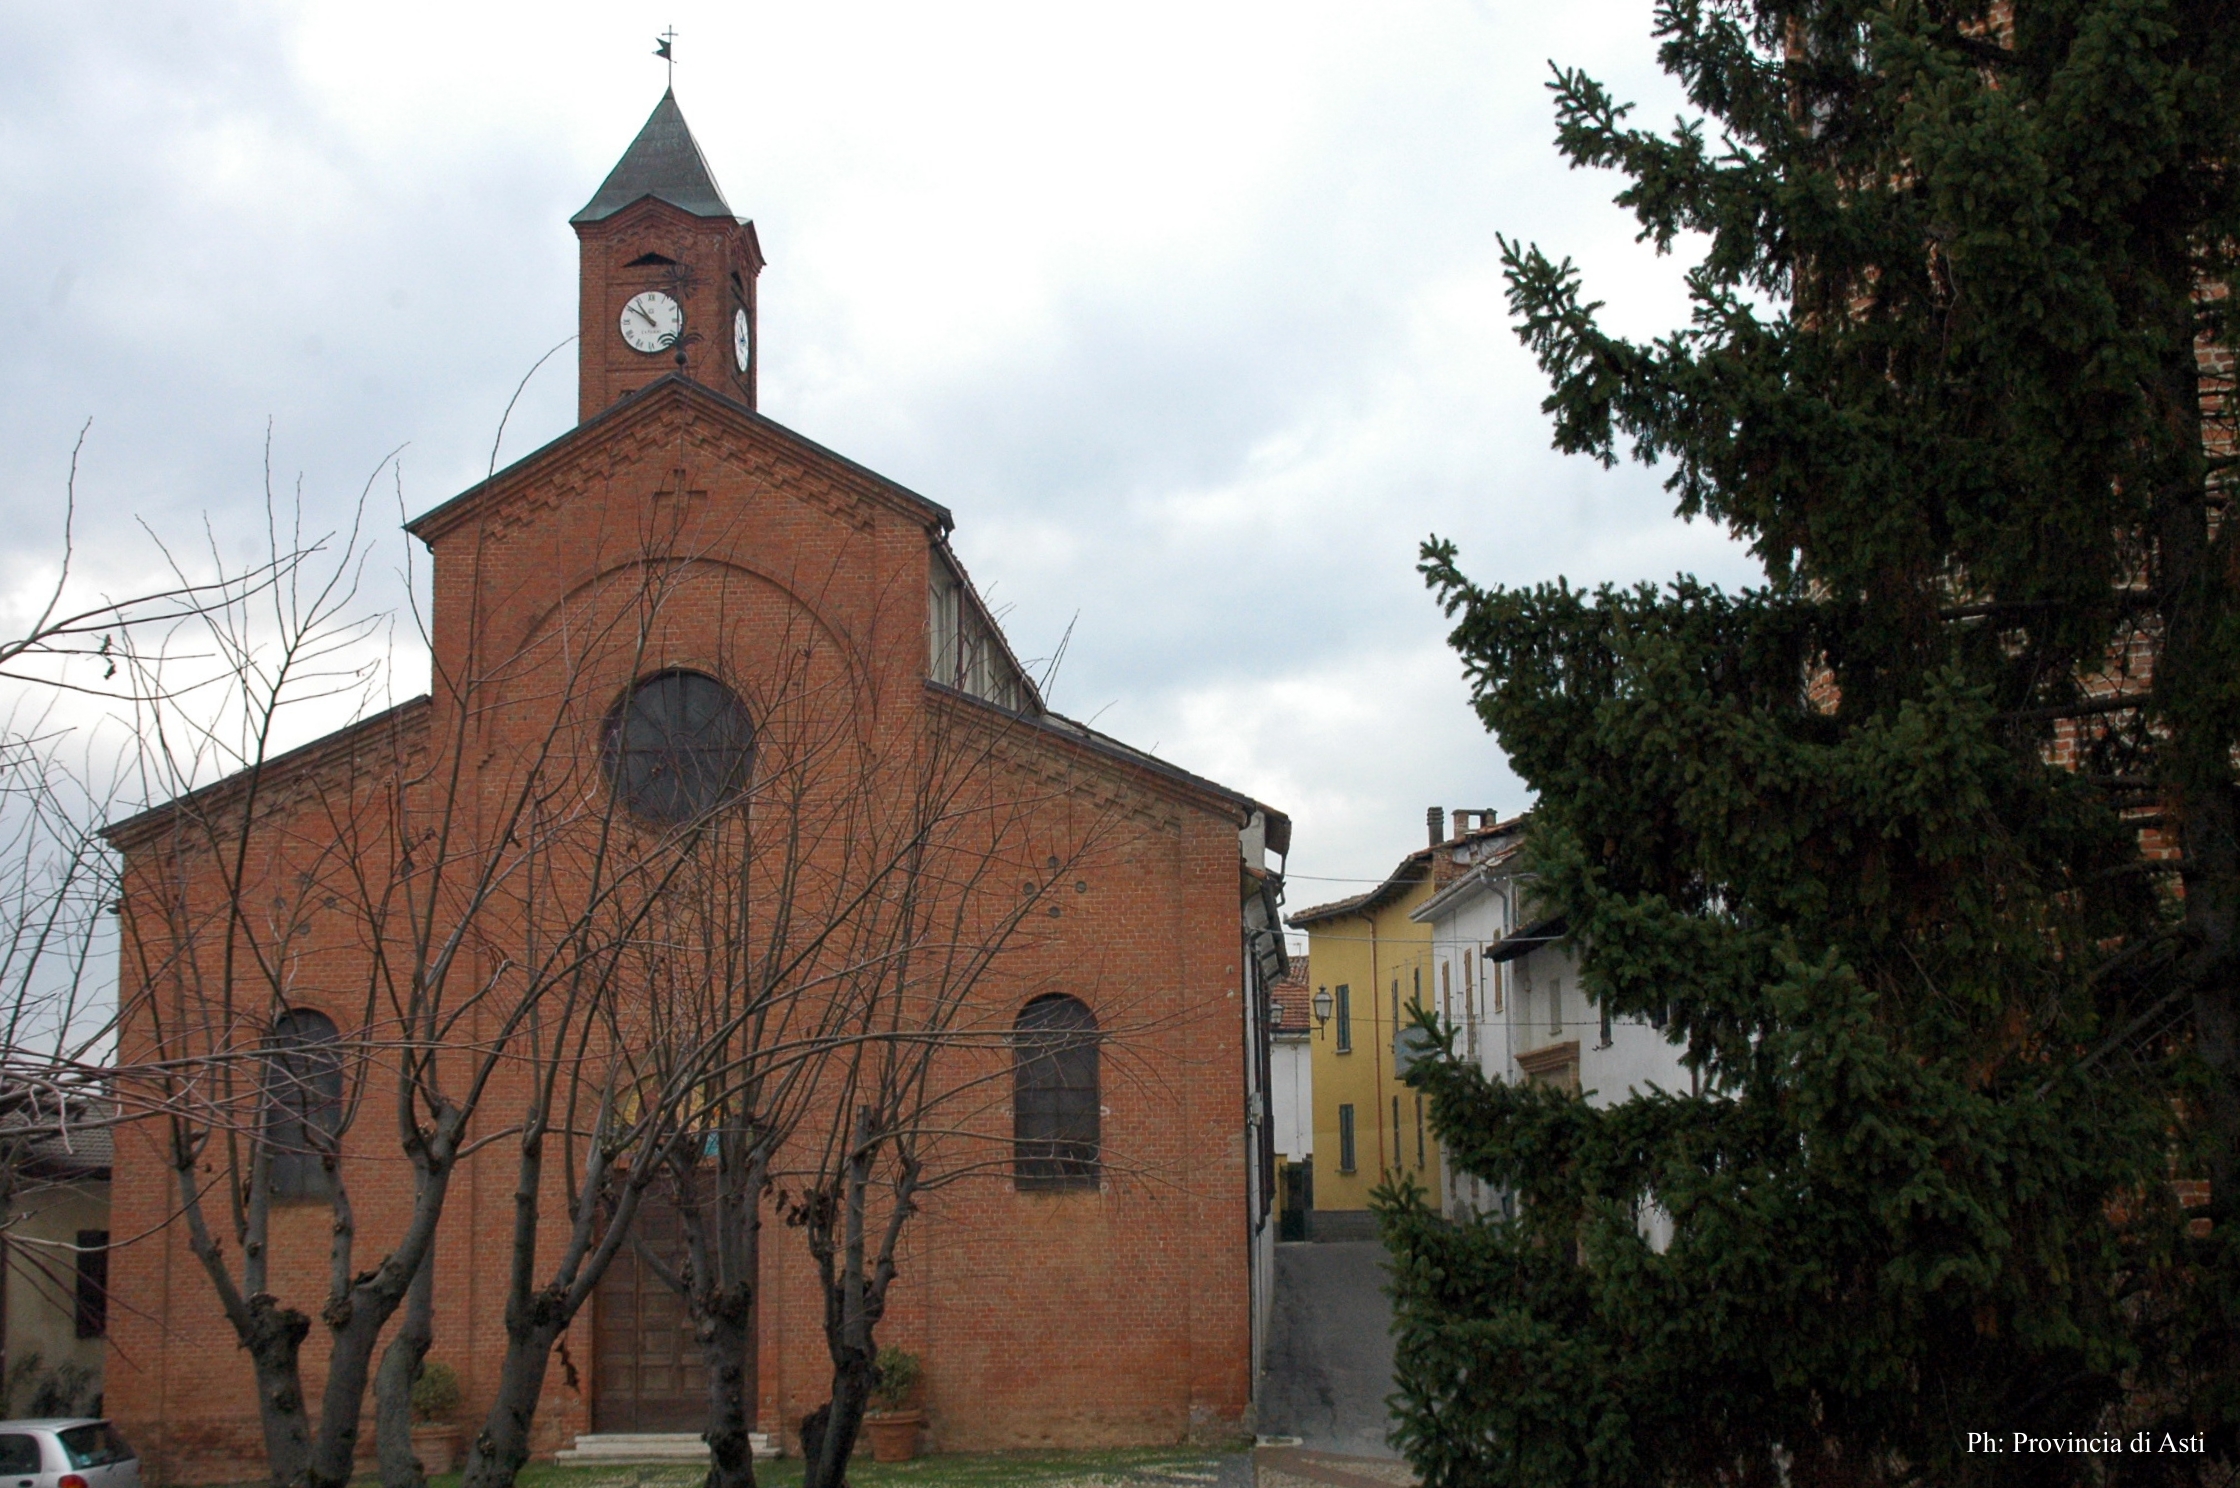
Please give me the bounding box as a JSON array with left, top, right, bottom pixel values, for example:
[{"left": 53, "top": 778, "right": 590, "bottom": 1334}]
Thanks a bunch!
[{"left": 0, "top": 1, "right": 1761, "bottom": 922}]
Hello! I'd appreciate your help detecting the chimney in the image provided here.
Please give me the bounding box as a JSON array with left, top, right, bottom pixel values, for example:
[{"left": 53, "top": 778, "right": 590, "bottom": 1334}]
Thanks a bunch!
[{"left": 1426, "top": 806, "right": 1445, "bottom": 847}]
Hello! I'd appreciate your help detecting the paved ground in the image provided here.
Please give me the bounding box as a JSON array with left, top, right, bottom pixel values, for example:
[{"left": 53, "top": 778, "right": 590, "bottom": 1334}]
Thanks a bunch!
[
  {"left": 1253, "top": 1448, "right": 1416, "bottom": 1488},
  {"left": 1256, "top": 1241, "right": 1400, "bottom": 1460}
]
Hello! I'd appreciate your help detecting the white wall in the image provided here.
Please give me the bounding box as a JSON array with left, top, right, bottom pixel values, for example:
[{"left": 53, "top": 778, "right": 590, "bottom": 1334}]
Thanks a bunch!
[
  {"left": 1270, "top": 1037, "right": 1313, "bottom": 1161},
  {"left": 1420, "top": 861, "right": 1692, "bottom": 1221},
  {"left": 1501, "top": 942, "right": 1690, "bottom": 1106},
  {"left": 1422, "top": 873, "right": 1508, "bottom": 1218}
]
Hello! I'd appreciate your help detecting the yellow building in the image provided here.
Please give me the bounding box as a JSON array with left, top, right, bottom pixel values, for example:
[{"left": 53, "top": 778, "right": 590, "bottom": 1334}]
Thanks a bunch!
[
  {"left": 1288, "top": 808, "right": 1508, "bottom": 1227},
  {"left": 2, "top": 1109, "right": 110, "bottom": 1417}
]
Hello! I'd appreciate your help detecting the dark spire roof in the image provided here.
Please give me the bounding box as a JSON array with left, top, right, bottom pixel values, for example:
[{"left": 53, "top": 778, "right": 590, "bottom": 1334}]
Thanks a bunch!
[{"left": 572, "top": 89, "right": 734, "bottom": 224}]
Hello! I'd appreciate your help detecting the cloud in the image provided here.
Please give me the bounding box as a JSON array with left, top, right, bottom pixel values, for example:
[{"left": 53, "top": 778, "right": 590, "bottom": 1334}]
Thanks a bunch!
[{"left": 0, "top": 0, "right": 1763, "bottom": 885}]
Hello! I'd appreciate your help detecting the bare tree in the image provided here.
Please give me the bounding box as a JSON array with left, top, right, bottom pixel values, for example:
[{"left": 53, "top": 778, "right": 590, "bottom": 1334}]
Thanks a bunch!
[
  {"left": 600, "top": 629, "right": 1121, "bottom": 1488},
  {"left": 0, "top": 426, "right": 321, "bottom": 1406},
  {"left": 775, "top": 688, "right": 1156, "bottom": 1488},
  {"left": 108, "top": 481, "right": 949, "bottom": 1488},
  {"left": 108, "top": 474, "right": 413, "bottom": 1488},
  {"left": 0, "top": 424, "right": 310, "bottom": 1156},
  {"left": 101, "top": 395, "right": 1199, "bottom": 1488},
  {"left": 107, "top": 478, "right": 719, "bottom": 1488},
  {"left": 451, "top": 533, "right": 1072, "bottom": 1488}
]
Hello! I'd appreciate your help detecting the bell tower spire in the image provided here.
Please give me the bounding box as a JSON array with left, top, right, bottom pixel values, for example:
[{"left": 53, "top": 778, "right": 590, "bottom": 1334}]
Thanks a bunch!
[{"left": 571, "top": 90, "right": 763, "bottom": 420}]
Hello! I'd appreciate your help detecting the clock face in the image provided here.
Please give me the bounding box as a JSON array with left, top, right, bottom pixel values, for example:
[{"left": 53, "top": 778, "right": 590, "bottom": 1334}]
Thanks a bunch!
[
  {"left": 733, "top": 307, "right": 751, "bottom": 373},
  {"left": 620, "top": 291, "right": 683, "bottom": 354}
]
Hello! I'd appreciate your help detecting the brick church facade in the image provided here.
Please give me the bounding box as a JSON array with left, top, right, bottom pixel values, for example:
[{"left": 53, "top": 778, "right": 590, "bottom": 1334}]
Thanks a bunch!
[{"left": 102, "top": 92, "right": 1291, "bottom": 1484}]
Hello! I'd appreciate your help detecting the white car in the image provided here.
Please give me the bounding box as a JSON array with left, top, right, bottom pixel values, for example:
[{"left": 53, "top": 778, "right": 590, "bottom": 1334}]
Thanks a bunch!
[{"left": 0, "top": 1421, "right": 139, "bottom": 1488}]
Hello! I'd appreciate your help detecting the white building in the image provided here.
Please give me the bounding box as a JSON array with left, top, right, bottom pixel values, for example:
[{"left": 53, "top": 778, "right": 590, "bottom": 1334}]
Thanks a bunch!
[
  {"left": 1269, "top": 958, "right": 1315, "bottom": 1164},
  {"left": 1409, "top": 813, "right": 1690, "bottom": 1227},
  {"left": 1266, "top": 958, "right": 1315, "bottom": 1238}
]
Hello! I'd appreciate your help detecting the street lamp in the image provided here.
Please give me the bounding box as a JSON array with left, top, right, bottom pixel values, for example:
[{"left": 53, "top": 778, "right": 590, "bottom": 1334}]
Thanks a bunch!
[{"left": 1312, "top": 986, "right": 1334, "bottom": 1027}]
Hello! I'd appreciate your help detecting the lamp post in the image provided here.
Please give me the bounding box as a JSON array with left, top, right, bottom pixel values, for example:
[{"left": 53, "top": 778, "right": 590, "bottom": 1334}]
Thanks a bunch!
[{"left": 1312, "top": 986, "right": 1334, "bottom": 1031}]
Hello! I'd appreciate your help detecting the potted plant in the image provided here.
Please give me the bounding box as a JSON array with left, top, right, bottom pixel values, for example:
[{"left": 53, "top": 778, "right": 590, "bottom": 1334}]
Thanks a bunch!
[
  {"left": 409, "top": 1361, "right": 466, "bottom": 1476},
  {"left": 861, "top": 1347, "right": 925, "bottom": 1463}
]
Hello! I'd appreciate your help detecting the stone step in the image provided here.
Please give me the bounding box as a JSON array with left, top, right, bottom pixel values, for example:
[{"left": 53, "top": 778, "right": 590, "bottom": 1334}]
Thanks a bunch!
[{"left": 554, "top": 1432, "right": 779, "bottom": 1463}]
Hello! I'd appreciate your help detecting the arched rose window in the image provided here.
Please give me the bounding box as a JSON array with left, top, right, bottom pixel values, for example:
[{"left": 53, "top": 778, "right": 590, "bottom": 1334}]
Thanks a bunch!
[{"left": 602, "top": 670, "right": 755, "bottom": 824}]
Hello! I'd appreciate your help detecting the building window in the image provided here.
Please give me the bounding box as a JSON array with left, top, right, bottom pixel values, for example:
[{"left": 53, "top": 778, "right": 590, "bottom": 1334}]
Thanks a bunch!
[
  {"left": 1551, "top": 976, "right": 1563, "bottom": 1035},
  {"left": 1391, "top": 1096, "right": 1401, "bottom": 1171},
  {"left": 1337, "top": 1104, "right": 1356, "bottom": 1173},
  {"left": 1415, "top": 1095, "right": 1425, "bottom": 1169},
  {"left": 1517, "top": 1040, "right": 1582, "bottom": 1095},
  {"left": 265, "top": 1007, "right": 344, "bottom": 1201},
  {"left": 1335, "top": 984, "right": 1352, "bottom": 1053},
  {"left": 1463, "top": 951, "right": 1477, "bottom": 1046},
  {"left": 1599, "top": 995, "right": 1613, "bottom": 1049},
  {"left": 73, "top": 1230, "right": 108, "bottom": 1338},
  {"left": 1014, "top": 994, "right": 1099, "bottom": 1190},
  {"left": 603, "top": 670, "right": 755, "bottom": 824}
]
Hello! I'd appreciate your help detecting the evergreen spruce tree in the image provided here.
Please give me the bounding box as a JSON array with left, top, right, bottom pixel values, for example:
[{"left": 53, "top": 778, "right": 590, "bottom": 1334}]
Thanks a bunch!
[{"left": 1388, "top": 1, "right": 2240, "bottom": 1482}]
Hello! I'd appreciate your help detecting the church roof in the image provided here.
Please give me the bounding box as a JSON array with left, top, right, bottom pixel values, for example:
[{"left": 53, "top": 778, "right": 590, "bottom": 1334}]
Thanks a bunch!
[
  {"left": 101, "top": 696, "right": 433, "bottom": 850},
  {"left": 402, "top": 375, "right": 953, "bottom": 545},
  {"left": 932, "top": 680, "right": 1292, "bottom": 838},
  {"left": 572, "top": 89, "right": 735, "bottom": 224}
]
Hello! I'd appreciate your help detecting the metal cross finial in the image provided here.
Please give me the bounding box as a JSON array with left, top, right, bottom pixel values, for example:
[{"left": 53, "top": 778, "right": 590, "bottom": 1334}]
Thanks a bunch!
[{"left": 654, "top": 27, "right": 678, "bottom": 88}]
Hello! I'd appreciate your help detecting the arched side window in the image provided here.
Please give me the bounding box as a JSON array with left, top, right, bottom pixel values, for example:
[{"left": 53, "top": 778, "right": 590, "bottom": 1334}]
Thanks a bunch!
[
  {"left": 1014, "top": 994, "right": 1098, "bottom": 1191},
  {"left": 602, "top": 670, "right": 755, "bottom": 825},
  {"left": 264, "top": 1008, "right": 343, "bottom": 1201}
]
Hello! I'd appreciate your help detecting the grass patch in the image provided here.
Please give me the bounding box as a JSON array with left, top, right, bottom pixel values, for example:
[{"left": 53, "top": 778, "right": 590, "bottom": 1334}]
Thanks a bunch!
[{"left": 446, "top": 1447, "right": 1240, "bottom": 1488}]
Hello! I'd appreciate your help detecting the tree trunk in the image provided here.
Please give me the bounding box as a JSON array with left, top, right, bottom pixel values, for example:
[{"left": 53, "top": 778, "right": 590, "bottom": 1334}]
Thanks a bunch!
[
  {"left": 304, "top": 1153, "right": 456, "bottom": 1488},
  {"left": 176, "top": 1155, "right": 312, "bottom": 1488},
  {"left": 805, "top": 1351, "right": 875, "bottom": 1488},
  {"left": 698, "top": 1275, "right": 757, "bottom": 1488},
  {"left": 375, "top": 1240, "right": 437, "bottom": 1488},
  {"left": 798, "top": 1406, "right": 840, "bottom": 1488},
  {"left": 805, "top": 1114, "right": 900, "bottom": 1488},
  {"left": 461, "top": 1116, "right": 657, "bottom": 1488},
  {"left": 460, "top": 1302, "right": 568, "bottom": 1488},
  {"left": 240, "top": 1296, "right": 315, "bottom": 1488},
  {"left": 689, "top": 1148, "right": 763, "bottom": 1488}
]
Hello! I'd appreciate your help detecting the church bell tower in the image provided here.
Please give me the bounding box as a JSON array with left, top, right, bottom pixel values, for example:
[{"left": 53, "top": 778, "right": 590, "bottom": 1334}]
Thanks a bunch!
[{"left": 572, "top": 91, "right": 764, "bottom": 421}]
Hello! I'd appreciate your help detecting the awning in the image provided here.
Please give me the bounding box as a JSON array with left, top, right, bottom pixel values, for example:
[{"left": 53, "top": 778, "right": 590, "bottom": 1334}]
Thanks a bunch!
[{"left": 1486, "top": 914, "right": 1567, "bottom": 964}]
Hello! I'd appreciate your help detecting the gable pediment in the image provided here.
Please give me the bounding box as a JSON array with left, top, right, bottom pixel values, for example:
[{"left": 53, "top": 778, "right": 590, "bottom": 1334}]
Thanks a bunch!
[{"left": 406, "top": 375, "right": 951, "bottom": 549}]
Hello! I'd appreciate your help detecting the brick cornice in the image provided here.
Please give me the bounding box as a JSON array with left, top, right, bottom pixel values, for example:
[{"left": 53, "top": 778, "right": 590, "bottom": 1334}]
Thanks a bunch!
[
  {"left": 927, "top": 680, "right": 1278, "bottom": 833},
  {"left": 100, "top": 695, "right": 431, "bottom": 854},
  {"left": 404, "top": 376, "right": 952, "bottom": 547}
]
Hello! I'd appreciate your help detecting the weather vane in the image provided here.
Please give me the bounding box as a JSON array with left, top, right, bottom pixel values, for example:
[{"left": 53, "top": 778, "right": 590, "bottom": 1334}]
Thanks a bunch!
[{"left": 655, "top": 27, "right": 677, "bottom": 88}]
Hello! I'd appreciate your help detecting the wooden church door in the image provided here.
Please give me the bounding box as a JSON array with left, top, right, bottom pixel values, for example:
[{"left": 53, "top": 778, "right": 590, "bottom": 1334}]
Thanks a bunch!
[{"left": 593, "top": 1192, "right": 723, "bottom": 1432}]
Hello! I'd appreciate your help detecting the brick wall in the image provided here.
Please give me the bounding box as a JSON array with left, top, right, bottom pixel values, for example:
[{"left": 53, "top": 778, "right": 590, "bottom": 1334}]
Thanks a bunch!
[{"left": 103, "top": 378, "right": 1255, "bottom": 1485}]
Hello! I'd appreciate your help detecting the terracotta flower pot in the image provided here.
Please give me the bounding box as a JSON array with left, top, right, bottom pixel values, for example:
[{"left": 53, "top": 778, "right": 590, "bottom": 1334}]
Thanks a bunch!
[
  {"left": 864, "top": 1410, "right": 924, "bottom": 1463},
  {"left": 411, "top": 1423, "right": 465, "bottom": 1477}
]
